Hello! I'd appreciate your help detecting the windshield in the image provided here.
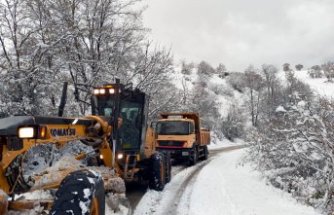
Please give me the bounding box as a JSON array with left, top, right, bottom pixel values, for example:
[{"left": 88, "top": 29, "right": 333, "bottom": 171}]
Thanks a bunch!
[
  {"left": 119, "top": 101, "right": 142, "bottom": 150},
  {"left": 96, "top": 96, "right": 115, "bottom": 117},
  {"left": 156, "top": 121, "right": 193, "bottom": 135}
]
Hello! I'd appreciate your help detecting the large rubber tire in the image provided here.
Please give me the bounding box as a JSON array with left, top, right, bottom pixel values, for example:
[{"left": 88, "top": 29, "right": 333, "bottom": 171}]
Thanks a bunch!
[
  {"left": 202, "top": 146, "right": 209, "bottom": 160},
  {"left": 149, "top": 152, "right": 166, "bottom": 191},
  {"left": 188, "top": 146, "right": 198, "bottom": 166},
  {"left": 50, "top": 170, "right": 105, "bottom": 215},
  {"left": 164, "top": 153, "right": 172, "bottom": 183}
]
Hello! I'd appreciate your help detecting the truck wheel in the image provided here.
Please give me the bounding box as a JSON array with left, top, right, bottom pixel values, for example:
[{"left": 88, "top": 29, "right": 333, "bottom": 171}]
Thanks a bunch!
[
  {"left": 203, "top": 146, "right": 209, "bottom": 160},
  {"left": 164, "top": 153, "right": 172, "bottom": 183},
  {"left": 50, "top": 170, "right": 105, "bottom": 215},
  {"left": 188, "top": 146, "right": 198, "bottom": 166},
  {"left": 149, "top": 152, "right": 166, "bottom": 191}
]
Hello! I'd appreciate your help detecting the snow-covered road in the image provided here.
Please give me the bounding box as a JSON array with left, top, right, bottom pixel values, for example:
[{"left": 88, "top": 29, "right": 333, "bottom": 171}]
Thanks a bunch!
[
  {"left": 126, "top": 145, "right": 245, "bottom": 211},
  {"left": 134, "top": 149, "right": 320, "bottom": 215}
]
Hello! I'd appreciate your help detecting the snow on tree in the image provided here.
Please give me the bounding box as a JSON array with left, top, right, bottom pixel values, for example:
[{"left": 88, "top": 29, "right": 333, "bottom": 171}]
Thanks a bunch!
[
  {"left": 197, "top": 61, "right": 215, "bottom": 79},
  {"left": 220, "top": 104, "right": 245, "bottom": 141},
  {"left": 246, "top": 73, "right": 334, "bottom": 212},
  {"left": 295, "top": 64, "right": 304, "bottom": 71},
  {"left": 216, "top": 63, "right": 228, "bottom": 78},
  {"left": 0, "top": 0, "right": 62, "bottom": 116},
  {"left": 322, "top": 61, "right": 334, "bottom": 83},
  {"left": 243, "top": 65, "right": 264, "bottom": 127},
  {"left": 248, "top": 99, "right": 333, "bottom": 210},
  {"left": 308, "top": 65, "right": 323, "bottom": 78},
  {"left": 0, "top": 0, "right": 179, "bottom": 118},
  {"left": 283, "top": 63, "right": 291, "bottom": 72},
  {"left": 261, "top": 64, "right": 281, "bottom": 117},
  {"left": 180, "top": 60, "right": 194, "bottom": 75}
]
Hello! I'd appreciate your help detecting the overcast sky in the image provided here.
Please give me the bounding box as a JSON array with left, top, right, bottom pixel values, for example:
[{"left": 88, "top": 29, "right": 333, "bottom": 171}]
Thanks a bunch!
[{"left": 142, "top": 0, "right": 334, "bottom": 71}]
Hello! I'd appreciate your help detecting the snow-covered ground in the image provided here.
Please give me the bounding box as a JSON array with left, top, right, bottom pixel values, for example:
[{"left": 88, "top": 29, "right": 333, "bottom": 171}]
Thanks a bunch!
[
  {"left": 279, "top": 70, "right": 334, "bottom": 99},
  {"left": 208, "top": 137, "right": 246, "bottom": 150},
  {"left": 134, "top": 149, "right": 320, "bottom": 215},
  {"left": 293, "top": 70, "right": 334, "bottom": 99}
]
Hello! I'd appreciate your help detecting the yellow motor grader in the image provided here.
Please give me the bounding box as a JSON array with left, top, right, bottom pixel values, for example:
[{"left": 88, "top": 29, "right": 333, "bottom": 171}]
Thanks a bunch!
[{"left": 0, "top": 79, "right": 171, "bottom": 214}]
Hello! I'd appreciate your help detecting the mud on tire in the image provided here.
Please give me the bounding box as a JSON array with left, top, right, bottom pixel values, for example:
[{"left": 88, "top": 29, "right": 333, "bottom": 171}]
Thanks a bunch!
[{"left": 50, "top": 170, "right": 105, "bottom": 215}]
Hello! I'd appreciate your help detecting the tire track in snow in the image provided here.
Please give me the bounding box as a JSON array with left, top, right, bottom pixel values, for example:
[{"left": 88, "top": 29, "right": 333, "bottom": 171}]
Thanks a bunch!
[
  {"left": 133, "top": 145, "right": 247, "bottom": 215},
  {"left": 165, "top": 145, "right": 248, "bottom": 215},
  {"left": 163, "top": 159, "right": 209, "bottom": 215}
]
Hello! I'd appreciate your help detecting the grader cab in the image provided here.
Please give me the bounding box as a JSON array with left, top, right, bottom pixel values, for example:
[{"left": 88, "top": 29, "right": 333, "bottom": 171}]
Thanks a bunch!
[{"left": 0, "top": 80, "right": 171, "bottom": 214}]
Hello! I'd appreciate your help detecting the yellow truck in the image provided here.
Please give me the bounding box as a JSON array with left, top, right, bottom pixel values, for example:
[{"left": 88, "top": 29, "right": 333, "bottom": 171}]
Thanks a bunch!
[{"left": 155, "top": 113, "right": 210, "bottom": 165}]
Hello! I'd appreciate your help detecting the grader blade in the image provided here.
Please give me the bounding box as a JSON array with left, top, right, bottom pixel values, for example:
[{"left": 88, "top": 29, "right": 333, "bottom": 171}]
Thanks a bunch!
[{"left": 31, "top": 156, "right": 126, "bottom": 195}]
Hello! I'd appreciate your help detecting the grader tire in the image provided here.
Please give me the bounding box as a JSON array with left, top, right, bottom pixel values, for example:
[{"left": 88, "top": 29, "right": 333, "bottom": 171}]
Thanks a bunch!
[
  {"left": 50, "top": 170, "right": 105, "bottom": 215},
  {"left": 164, "top": 153, "right": 172, "bottom": 183},
  {"left": 149, "top": 152, "right": 166, "bottom": 191}
]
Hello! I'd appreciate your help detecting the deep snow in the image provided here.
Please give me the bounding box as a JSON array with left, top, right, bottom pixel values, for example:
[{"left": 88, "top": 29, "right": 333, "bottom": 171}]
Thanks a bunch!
[
  {"left": 279, "top": 70, "right": 334, "bottom": 99},
  {"left": 208, "top": 137, "right": 246, "bottom": 150},
  {"left": 134, "top": 149, "right": 320, "bottom": 215},
  {"left": 293, "top": 70, "right": 334, "bottom": 99}
]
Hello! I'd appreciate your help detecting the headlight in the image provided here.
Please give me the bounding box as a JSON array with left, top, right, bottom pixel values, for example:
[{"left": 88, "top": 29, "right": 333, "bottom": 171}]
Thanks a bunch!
[
  {"left": 117, "top": 153, "right": 124, "bottom": 160},
  {"left": 18, "top": 127, "right": 36, "bottom": 139},
  {"left": 93, "top": 89, "right": 100, "bottom": 95},
  {"left": 99, "top": 89, "right": 106, "bottom": 95},
  {"left": 109, "top": 88, "right": 115, "bottom": 94}
]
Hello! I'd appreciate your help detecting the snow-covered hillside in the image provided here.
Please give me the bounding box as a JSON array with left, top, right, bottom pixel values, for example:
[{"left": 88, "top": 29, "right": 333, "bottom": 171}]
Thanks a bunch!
[
  {"left": 279, "top": 70, "right": 334, "bottom": 99},
  {"left": 172, "top": 65, "right": 245, "bottom": 118},
  {"left": 294, "top": 70, "right": 334, "bottom": 99},
  {"left": 170, "top": 64, "right": 248, "bottom": 147}
]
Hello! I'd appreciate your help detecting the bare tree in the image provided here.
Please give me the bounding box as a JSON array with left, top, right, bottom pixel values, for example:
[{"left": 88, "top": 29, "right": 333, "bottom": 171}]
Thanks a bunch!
[
  {"left": 0, "top": 0, "right": 177, "bottom": 117},
  {"left": 0, "top": 0, "right": 60, "bottom": 115},
  {"left": 261, "top": 64, "right": 280, "bottom": 117},
  {"left": 244, "top": 65, "right": 264, "bottom": 127}
]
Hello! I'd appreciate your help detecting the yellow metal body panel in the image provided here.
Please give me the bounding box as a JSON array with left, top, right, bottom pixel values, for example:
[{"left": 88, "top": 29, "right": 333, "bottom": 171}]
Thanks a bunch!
[
  {"left": 155, "top": 112, "right": 211, "bottom": 150},
  {"left": 144, "top": 126, "right": 156, "bottom": 158},
  {"left": 0, "top": 116, "right": 113, "bottom": 195},
  {"left": 1, "top": 123, "right": 89, "bottom": 170},
  {"left": 0, "top": 114, "right": 154, "bottom": 197},
  {"left": 156, "top": 134, "right": 196, "bottom": 149},
  {"left": 100, "top": 141, "right": 114, "bottom": 168}
]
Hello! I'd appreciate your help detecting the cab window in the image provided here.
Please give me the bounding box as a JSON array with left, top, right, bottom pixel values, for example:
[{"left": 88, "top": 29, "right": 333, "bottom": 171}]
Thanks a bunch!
[{"left": 119, "top": 101, "right": 142, "bottom": 150}]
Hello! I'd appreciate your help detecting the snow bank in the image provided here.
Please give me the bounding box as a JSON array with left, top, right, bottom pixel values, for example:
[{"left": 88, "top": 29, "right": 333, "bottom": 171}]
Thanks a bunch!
[
  {"left": 208, "top": 137, "right": 246, "bottom": 150},
  {"left": 188, "top": 150, "right": 320, "bottom": 215}
]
